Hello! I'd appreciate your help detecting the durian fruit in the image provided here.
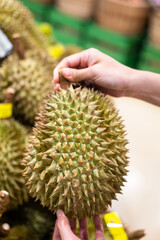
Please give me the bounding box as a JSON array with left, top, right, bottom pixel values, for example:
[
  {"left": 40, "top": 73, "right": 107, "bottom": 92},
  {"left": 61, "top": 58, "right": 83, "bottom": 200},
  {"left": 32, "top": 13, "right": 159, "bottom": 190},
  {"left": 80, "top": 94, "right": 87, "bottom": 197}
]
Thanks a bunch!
[
  {"left": 25, "top": 49, "right": 57, "bottom": 75},
  {"left": 0, "top": 65, "right": 10, "bottom": 102},
  {"left": 0, "top": 0, "right": 48, "bottom": 50},
  {"left": 0, "top": 53, "right": 53, "bottom": 124},
  {"left": 0, "top": 119, "right": 29, "bottom": 209},
  {"left": 23, "top": 86, "right": 129, "bottom": 219}
]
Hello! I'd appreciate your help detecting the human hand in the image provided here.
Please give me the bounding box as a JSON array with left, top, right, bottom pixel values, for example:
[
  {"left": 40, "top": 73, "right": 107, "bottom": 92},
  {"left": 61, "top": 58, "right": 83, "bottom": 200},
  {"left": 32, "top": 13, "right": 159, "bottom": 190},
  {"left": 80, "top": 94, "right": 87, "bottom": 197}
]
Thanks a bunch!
[
  {"left": 53, "top": 48, "right": 134, "bottom": 97},
  {"left": 52, "top": 210, "right": 105, "bottom": 240}
]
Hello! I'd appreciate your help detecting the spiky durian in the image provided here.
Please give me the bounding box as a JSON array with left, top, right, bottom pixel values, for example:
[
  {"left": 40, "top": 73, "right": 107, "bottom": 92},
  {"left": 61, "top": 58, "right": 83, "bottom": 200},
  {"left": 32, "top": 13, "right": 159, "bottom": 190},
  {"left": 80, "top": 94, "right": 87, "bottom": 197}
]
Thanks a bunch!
[
  {"left": 0, "top": 55, "right": 53, "bottom": 124},
  {"left": 25, "top": 50, "right": 57, "bottom": 75},
  {"left": 0, "top": 0, "right": 48, "bottom": 50},
  {"left": 23, "top": 86, "right": 129, "bottom": 219},
  {"left": 0, "top": 65, "right": 10, "bottom": 102},
  {"left": 0, "top": 119, "right": 29, "bottom": 209}
]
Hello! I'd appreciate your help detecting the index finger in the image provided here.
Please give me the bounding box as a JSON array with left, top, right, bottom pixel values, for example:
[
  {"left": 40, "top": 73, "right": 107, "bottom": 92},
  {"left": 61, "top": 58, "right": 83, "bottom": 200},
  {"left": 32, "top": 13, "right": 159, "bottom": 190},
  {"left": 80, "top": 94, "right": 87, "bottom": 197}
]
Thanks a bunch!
[{"left": 53, "top": 49, "right": 91, "bottom": 84}]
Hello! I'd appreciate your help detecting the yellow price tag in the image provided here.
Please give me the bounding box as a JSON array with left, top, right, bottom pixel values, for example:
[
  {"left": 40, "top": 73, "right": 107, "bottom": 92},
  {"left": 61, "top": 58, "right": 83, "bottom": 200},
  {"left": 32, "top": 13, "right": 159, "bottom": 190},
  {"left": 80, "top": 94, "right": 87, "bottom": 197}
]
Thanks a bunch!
[
  {"left": 38, "top": 23, "right": 53, "bottom": 37},
  {"left": 47, "top": 44, "right": 65, "bottom": 60},
  {"left": 104, "top": 212, "right": 128, "bottom": 240},
  {"left": 0, "top": 103, "right": 13, "bottom": 119}
]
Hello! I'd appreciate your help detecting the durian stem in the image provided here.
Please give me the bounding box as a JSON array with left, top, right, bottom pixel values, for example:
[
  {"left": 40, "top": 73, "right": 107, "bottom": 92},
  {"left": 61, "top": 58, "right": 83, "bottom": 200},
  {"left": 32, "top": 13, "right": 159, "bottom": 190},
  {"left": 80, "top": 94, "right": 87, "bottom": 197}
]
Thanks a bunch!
[
  {"left": 0, "top": 223, "right": 10, "bottom": 238},
  {"left": 0, "top": 190, "right": 9, "bottom": 215},
  {"left": 4, "top": 88, "right": 15, "bottom": 103},
  {"left": 12, "top": 33, "right": 25, "bottom": 59},
  {"left": 59, "top": 69, "right": 72, "bottom": 90},
  {"left": 127, "top": 230, "right": 146, "bottom": 240}
]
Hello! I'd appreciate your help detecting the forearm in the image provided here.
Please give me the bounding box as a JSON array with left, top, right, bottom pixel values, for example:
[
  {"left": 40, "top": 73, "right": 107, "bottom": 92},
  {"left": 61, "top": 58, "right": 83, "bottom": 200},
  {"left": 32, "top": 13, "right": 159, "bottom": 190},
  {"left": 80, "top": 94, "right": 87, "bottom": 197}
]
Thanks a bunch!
[{"left": 127, "top": 69, "right": 160, "bottom": 106}]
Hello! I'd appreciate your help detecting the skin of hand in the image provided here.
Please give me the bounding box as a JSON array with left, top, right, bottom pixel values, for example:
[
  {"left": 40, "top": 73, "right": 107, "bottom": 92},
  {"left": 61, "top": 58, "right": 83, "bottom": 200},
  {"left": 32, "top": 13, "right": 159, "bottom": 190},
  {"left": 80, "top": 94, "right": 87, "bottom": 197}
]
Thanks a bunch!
[
  {"left": 52, "top": 210, "right": 105, "bottom": 240},
  {"left": 53, "top": 48, "right": 160, "bottom": 106}
]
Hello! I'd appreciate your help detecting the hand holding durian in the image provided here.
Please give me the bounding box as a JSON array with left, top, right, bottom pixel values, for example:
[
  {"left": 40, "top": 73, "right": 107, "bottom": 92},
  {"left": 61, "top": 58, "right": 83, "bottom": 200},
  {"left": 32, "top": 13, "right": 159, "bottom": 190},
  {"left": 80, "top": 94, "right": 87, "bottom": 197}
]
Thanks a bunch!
[
  {"left": 23, "top": 51, "right": 129, "bottom": 238},
  {"left": 53, "top": 48, "right": 160, "bottom": 107},
  {"left": 52, "top": 210, "right": 104, "bottom": 240},
  {"left": 23, "top": 48, "right": 159, "bottom": 239}
]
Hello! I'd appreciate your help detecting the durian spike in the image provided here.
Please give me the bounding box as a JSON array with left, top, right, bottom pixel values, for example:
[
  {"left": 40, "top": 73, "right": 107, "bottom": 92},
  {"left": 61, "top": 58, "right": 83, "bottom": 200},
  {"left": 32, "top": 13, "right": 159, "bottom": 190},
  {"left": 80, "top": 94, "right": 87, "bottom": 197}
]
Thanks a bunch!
[
  {"left": 4, "top": 88, "right": 16, "bottom": 103},
  {"left": 12, "top": 33, "right": 25, "bottom": 59},
  {"left": 0, "top": 223, "right": 10, "bottom": 238},
  {"left": 0, "top": 190, "right": 9, "bottom": 215},
  {"left": 59, "top": 69, "right": 72, "bottom": 90}
]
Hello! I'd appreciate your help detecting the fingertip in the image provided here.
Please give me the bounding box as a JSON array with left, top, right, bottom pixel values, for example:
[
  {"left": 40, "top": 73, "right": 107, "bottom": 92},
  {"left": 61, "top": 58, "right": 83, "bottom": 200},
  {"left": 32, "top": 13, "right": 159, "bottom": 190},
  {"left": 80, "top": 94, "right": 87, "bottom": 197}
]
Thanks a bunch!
[
  {"left": 54, "top": 83, "right": 61, "bottom": 91},
  {"left": 57, "top": 209, "right": 64, "bottom": 218}
]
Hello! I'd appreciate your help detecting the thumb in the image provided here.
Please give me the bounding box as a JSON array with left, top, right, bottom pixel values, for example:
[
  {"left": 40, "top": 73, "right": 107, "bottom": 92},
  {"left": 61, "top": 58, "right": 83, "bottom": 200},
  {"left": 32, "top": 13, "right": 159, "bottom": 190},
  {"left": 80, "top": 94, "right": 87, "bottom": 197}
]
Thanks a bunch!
[
  {"left": 62, "top": 67, "right": 94, "bottom": 82},
  {"left": 56, "top": 210, "right": 79, "bottom": 240}
]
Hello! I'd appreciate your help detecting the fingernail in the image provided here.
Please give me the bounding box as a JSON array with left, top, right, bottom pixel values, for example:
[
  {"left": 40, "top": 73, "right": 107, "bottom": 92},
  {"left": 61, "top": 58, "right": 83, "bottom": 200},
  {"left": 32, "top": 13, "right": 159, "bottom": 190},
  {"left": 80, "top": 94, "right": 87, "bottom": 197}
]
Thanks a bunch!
[
  {"left": 57, "top": 209, "right": 64, "bottom": 217},
  {"left": 54, "top": 84, "right": 61, "bottom": 92},
  {"left": 62, "top": 68, "right": 72, "bottom": 77}
]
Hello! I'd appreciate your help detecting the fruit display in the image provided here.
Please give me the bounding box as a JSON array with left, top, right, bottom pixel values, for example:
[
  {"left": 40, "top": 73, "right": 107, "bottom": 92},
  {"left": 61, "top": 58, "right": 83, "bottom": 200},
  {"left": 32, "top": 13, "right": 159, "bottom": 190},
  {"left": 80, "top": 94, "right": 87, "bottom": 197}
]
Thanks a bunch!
[
  {"left": 0, "top": 0, "right": 150, "bottom": 238},
  {"left": 0, "top": 48, "right": 55, "bottom": 125},
  {"left": 0, "top": 119, "right": 29, "bottom": 209},
  {"left": 148, "top": 9, "right": 160, "bottom": 48},
  {"left": 0, "top": 0, "right": 49, "bottom": 50},
  {"left": 96, "top": 0, "right": 149, "bottom": 36},
  {"left": 23, "top": 76, "right": 129, "bottom": 218},
  {"left": 31, "top": 0, "right": 53, "bottom": 4},
  {"left": 56, "top": 0, "right": 95, "bottom": 20}
]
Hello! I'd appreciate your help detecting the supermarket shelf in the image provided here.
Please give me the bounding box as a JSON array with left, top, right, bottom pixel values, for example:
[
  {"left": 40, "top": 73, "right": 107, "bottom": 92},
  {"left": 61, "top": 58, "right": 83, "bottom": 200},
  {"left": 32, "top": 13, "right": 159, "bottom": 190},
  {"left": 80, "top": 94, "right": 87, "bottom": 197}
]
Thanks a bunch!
[
  {"left": 139, "top": 43, "right": 160, "bottom": 73},
  {"left": 19, "top": 0, "right": 145, "bottom": 68}
]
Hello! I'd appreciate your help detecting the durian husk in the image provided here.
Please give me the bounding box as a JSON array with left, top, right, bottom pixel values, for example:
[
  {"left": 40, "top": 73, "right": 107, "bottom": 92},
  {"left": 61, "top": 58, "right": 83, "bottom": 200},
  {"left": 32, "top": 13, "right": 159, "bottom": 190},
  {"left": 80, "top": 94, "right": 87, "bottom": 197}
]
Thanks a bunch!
[
  {"left": 0, "top": 51, "right": 54, "bottom": 124},
  {"left": 0, "top": 0, "right": 49, "bottom": 50},
  {"left": 0, "top": 119, "right": 29, "bottom": 209},
  {"left": 23, "top": 86, "right": 129, "bottom": 219}
]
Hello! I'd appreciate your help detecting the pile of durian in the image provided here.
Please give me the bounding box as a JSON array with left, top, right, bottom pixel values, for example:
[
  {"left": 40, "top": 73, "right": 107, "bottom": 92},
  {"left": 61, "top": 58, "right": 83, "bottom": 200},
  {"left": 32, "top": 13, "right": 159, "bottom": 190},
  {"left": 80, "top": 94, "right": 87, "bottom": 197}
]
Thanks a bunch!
[
  {"left": 0, "top": 0, "right": 146, "bottom": 239},
  {"left": 0, "top": 0, "right": 48, "bottom": 50},
  {"left": 0, "top": 48, "right": 55, "bottom": 125}
]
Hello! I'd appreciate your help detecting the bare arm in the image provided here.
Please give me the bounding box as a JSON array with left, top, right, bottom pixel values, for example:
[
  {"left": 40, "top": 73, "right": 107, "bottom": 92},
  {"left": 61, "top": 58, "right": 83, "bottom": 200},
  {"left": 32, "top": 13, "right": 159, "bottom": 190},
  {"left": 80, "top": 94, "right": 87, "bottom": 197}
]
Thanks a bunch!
[{"left": 128, "top": 69, "right": 160, "bottom": 106}]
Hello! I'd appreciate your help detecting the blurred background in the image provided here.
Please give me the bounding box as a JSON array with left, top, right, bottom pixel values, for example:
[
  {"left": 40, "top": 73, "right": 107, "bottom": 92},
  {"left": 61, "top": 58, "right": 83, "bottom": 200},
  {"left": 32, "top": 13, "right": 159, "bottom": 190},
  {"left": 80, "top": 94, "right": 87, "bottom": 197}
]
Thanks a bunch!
[
  {"left": 0, "top": 0, "right": 160, "bottom": 239},
  {"left": 18, "top": 0, "right": 160, "bottom": 73}
]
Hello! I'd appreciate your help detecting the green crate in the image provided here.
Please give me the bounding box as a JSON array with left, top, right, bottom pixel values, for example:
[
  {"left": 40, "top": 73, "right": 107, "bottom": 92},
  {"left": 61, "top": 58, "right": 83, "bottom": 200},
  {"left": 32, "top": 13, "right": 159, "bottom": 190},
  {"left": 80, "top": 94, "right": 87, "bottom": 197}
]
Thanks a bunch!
[
  {"left": 19, "top": 0, "right": 49, "bottom": 21},
  {"left": 45, "top": 7, "right": 88, "bottom": 47},
  {"left": 53, "top": 29, "right": 82, "bottom": 46},
  {"left": 139, "top": 63, "right": 160, "bottom": 73},
  {"left": 139, "top": 43, "right": 160, "bottom": 73},
  {"left": 141, "top": 44, "right": 160, "bottom": 61},
  {"left": 84, "top": 22, "right": 143, "bottom": 67}
]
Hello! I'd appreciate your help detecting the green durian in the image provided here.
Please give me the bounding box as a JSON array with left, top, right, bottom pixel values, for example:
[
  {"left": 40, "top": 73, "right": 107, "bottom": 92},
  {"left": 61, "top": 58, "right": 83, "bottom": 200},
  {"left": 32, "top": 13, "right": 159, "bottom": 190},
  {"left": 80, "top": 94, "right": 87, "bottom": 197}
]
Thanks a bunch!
[
  {"left": 25, "top": 50, "right": 57, "bottom": 74},
  {"left": 0, "top": 54, "right": 53, "bottom": 124},
  {"left": 0, "top": 119, "right": 29, "bottom": 209},
  {"left": 23, "top": 86, "right": 129, "bottom": 219},
  {"left": 0, "top": 0, "right": 48, "bottom": 50}
]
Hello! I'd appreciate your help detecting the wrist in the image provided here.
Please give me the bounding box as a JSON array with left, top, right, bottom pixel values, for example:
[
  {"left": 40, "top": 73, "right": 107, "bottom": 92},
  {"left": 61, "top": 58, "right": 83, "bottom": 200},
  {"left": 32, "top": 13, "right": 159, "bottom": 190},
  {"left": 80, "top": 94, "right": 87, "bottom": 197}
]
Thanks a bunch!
[
  {"left": 122, "top": 67, "right": 139, "bottom": 97},
  {"left": 124, "top": 68, "right": 160, "bottom": 104}
]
